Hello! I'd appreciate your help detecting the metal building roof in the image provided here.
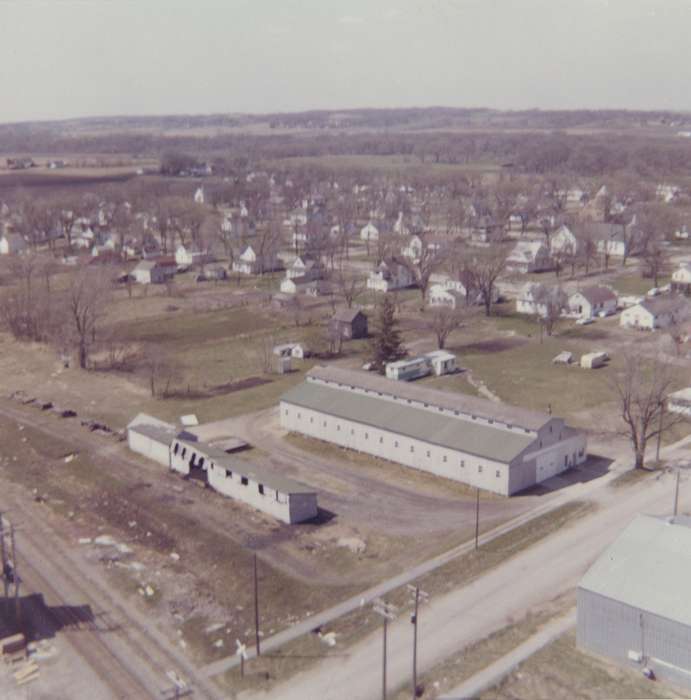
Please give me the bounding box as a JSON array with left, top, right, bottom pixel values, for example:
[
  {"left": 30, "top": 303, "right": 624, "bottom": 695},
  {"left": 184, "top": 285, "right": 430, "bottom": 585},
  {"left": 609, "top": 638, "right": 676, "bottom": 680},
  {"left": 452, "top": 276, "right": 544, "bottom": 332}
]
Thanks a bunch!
[
  {"left": 306, "top": 365, "right": 551, "bottom": 432},
  {"left": 579, "top": 514, "right": 691, "bottom": 626},
  {"left": 173, "top": 435, "right": 315, "bottom": 496},
  {"left": 281, "top": 381, "right": 535, "bottom": 464}
]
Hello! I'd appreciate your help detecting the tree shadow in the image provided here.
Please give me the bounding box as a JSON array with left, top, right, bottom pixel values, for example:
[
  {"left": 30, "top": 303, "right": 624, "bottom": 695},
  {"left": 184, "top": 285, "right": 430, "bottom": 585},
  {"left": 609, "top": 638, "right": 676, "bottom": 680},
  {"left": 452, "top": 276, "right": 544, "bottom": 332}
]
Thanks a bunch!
[{"left": 516, "top": 453, "right": 614, "bottom": 496}]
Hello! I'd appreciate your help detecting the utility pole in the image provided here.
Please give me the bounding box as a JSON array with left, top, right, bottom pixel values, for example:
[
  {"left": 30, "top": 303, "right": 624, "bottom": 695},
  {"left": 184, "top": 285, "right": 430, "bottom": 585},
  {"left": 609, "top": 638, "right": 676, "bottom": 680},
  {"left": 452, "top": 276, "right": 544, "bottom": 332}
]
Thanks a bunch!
[
  {"left": 10, "top": 524, "right": 20, "bottom": 625},
  {"left": 407, "top": 584, "right": 429, "bottom": 699},
  {"left": 0, "top": 512, "right": 8, "bottom": 599},
  {"left": 656, "top": 401, "right": 665, "bottom": 463},
  {"left": 674, "top": 469, "right": 680, "bottom": 517},
  {"left": 253, "top": 553, "right": 261, "bottom": 656},
  {"left": 474, "top": 487, "right": 480, "bottom": 550},
  {"left": 373, "top": 598, "right": 398, "bottom": 700}
]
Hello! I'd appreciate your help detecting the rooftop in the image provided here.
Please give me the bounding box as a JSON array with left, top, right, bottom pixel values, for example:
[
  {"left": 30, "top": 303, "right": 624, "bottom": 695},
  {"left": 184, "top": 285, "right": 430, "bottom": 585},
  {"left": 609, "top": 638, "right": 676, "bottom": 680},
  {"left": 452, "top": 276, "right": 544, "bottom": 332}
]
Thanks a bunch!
[
  {"left": 580, "top": 514, "right": 691, "bottom": 627},
  {"left": 281, "top": 380, "right": 535, "bottom": 464},
  {"left": 306, "top": 365, "right": 552, "bottom": 432}
]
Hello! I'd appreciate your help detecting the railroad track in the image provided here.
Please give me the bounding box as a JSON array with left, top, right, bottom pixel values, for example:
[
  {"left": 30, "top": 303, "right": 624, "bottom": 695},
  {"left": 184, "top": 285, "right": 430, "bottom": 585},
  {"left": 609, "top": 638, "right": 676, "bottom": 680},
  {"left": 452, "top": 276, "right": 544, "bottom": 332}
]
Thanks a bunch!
[{"left": 3, "top": 492, "right": 226, "bottom": 699}]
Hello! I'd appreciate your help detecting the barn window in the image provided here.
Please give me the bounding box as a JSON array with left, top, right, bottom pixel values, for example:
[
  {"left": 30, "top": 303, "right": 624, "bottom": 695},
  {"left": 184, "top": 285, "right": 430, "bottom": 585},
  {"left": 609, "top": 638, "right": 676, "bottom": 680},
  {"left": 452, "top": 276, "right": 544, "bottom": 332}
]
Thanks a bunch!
[
  {"left": 496, "top": 470, "right": 500, "bottom": 478},
  {"left": 443, "top": 455, "right": 447, "bottom": 463},
  {"left": 379, "top": 436, "right": 383, "bottom": 444},
  {"left": 454, "top": 410, "right": 459, "bottom": 416},
  {"left": 394, "top": 441, "right": 399, "bottom": 448},
  {"left": 365, "top": 433, "right": 369, "bottom": 440},
  {"left": 460, "top": 460, "right": 465, "bottom": 467},
  {"left": 410, "top": 445, "right": 415, "bottom": 453},
  {"left": 579, "top": 448, "right": 584, "bottom": 456},
  {"left": 284, "top": 409, "right": 289, "bottom": 416},
  {"left": 181, "top": 448, "right": 187, "bottom": 458},
  {"left": 488, "top": 419, "right": 494, "bottom": 424},
  {"left": 258, "top": 484, "right": 265, "bottom": 495},
  {"left": 424, "top": 403, "right": 428, "bottom": 407},
  {"left": 351, "top": 428, "right": 355, "bottom": 435},
  {"left": 323, "top": 421, "right": 327, "bottom": 427},
  {"left": 438, "top": 407, "right": 444, "bottom": 412},
  {"left": 173, "top": 443, "right": 180, "bottom": 455},
  {"left": 549, "top": 425, "right": 553, "bottom": 432},
  {"left": 478, "top": 465, "right": 483, "bottom": 473},
  {"left": 310, "top": 417, "right": 314, "bottom": 423},
  {"left": 298, "top": 413, "right": 301, "bottom": 419},
  {"left": 426, "top": 450, "right": 431, "bottom": 458},
  {"left": 241, "top": 476, "right": 248, "bottom": 486},
  {"left": 225, "top": 469, "right": 232, "bottom": 478},
  {"left": 539, "top": 440, "right": 542, "bottom": 448},
  {"left": 337, "top": 425, "right": 340, "bottom": 431},
  {"left": 198, "top": 457, "right": 205, "bottom": 468}
]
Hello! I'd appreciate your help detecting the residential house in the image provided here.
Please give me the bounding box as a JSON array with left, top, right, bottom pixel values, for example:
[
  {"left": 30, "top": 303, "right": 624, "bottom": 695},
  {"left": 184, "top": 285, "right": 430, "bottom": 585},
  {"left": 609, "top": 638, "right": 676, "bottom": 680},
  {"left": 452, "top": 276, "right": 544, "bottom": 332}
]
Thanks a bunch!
[
  {"left": 366, "top": 259, "right": 414, "bottom": 292},
  {"left": 131, "top": 258, "right": 177, "bottom": 285},
  {"left": 232, "top": 245, "right": 280, "bottom": 275},
  {"left": 329, "top": 308, "right": 368, "bottom": 340},
  {"left": 286, "top": 254, "right": 323, "bottom": 281},
  {"left": 175, "top": 244, "right": 212, "bottom": 269},
  {"left": 671, "top": 262, "right": 691, "bottom": 294},
  {"left": 0, "top": 232, "right": 27, "bottom": 255},
  {"left": 620, "top": 295, "right": 688, "bottom": 330},
  {"left": 550, "top": 224, "right": 578, "bottom": 256},
  {"left": 668, "top": 388, "right": 691, "bottom": 417},
  {"left": 583, "top": 221, "right": 642, "bottom": 259},
  {"left": 360, "top": 221, "right": 379, "bottom": 242},
  {"left": 568, "top": 286, "right": 618, "bottom": 320},
  {"left": 506, "top": 241, "right": 553, "bottom": 274},
  {"left": 280, "top": 366, "right": 587, "bottom": 496},
  {"left": 516, "top": 282, "right": 548, "bottom": 316},
  {"left": 656, "top": 183, "right": 680, "bottom": 204},
  {"left": 194, "top": 186, "right": 205, "bottom": 204}
]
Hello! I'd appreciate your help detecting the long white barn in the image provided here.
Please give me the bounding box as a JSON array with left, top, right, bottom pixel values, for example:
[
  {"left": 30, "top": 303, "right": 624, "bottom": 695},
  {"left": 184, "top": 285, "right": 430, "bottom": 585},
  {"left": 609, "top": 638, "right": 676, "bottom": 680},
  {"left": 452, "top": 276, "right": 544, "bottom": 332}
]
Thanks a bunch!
[
  {"left": 169, "top": 434, "right": 318, "bottom": 524},
  {"left": 280, "top": 366, "right": 587, "bottom": 496}
]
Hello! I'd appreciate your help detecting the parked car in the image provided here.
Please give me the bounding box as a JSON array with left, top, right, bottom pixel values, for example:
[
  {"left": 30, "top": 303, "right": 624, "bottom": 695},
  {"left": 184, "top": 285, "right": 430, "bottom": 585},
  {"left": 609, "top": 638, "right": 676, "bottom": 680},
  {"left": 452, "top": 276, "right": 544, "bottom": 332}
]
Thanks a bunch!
[{"left": 576, "top": 318, "right": 595, "bottom": 326}]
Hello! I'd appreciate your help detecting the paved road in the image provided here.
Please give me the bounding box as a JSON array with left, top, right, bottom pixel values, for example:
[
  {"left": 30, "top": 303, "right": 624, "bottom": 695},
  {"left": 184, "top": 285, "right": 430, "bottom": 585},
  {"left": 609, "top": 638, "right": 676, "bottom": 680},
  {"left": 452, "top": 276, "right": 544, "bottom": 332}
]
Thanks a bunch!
[
  {"left": 243, "top": 464, "right": 687, "bottom": 700},
  {"left": 202, "top": 459, "right": 619, "bottom": 679},
  {"left": 438, "top": 610, "right": 576, "bottom": 699}
]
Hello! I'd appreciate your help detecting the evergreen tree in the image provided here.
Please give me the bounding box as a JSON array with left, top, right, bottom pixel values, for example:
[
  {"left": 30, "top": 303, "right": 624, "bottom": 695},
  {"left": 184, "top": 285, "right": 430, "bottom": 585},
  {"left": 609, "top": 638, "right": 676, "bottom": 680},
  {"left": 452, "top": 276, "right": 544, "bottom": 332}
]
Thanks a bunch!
[{"left": 369, "top": 294, "right": 405, "bottom": 373}]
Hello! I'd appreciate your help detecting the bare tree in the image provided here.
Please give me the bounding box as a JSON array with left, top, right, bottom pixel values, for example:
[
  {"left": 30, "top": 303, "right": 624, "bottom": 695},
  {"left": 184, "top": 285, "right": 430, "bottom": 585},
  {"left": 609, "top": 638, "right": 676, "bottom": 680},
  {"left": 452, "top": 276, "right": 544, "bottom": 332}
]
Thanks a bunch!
[
  {"left": 334, "top": 270, "right": 366, "bottom": 309},
  {"left": 140, "top": 345, "right": 177, "bottom": 397},
  {"left": 473, "top": 247, "right": 508, "bottom": 317},
  {"left": 611, "top": 352, "right": 681, "bottom": 469},
  {"left": 401, "top": 234, "right": 444, "bottom": 309},
  {"left": 426, "top": 307, "right": 463, "bottom": 350},
  {"left": 533, "top": 286, "right": 567, "bottom": 340},
  {"left": 63, "top": 265, "right": 113, "bottom": 369}
]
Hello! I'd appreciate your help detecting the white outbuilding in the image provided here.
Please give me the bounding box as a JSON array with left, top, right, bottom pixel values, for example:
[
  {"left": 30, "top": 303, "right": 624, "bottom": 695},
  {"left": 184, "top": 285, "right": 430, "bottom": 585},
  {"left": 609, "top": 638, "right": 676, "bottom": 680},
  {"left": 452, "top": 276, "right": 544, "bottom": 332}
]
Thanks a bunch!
[{"left": 127, "top": 413, "right": 177, "bottom": 466}]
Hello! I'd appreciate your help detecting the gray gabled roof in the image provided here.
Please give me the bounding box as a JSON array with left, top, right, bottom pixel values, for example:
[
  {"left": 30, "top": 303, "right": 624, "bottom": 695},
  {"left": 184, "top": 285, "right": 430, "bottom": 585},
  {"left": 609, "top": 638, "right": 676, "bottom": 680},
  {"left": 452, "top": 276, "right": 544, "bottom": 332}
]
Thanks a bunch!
[
  {"left": 281, "top": 381, "right": 535, "bottom": 464},
  {"left": 306, "top": 366, "right": 551, "bottom": 432},
  {"left": 579, "top": 514, "right": 691, "bottom": 626}
]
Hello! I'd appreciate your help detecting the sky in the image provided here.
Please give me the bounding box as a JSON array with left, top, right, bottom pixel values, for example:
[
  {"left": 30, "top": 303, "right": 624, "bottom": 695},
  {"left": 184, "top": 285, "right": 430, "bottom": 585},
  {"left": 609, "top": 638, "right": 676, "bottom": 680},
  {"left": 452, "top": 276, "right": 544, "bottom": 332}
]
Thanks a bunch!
[{"left": 1, "top": 0, "right": 691, "bottom": 123}]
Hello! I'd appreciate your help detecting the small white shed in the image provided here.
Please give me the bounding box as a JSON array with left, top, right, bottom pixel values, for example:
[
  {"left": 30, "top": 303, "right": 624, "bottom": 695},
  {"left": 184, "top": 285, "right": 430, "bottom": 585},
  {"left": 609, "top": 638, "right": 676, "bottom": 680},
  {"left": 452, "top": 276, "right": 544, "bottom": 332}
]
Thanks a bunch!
[
  {"left": 385, "top": 357, "right": 431, "bottom": 381},
  {"left": 580, "top": 351, "right": 608, "bottom": 369}
]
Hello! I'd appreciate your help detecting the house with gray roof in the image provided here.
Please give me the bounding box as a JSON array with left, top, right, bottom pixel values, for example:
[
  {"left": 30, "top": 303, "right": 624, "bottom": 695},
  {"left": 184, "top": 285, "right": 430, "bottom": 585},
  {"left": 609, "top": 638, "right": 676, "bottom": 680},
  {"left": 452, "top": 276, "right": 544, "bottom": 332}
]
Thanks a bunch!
[
  {"left": 578, "top": 514, "right": 691, "bottom": 690},
  {"left": 620, "top": 295, "right": 688, "bottom": 330},
  {"left": 280, "top": 366, "right": 587, "bottom": 495}
]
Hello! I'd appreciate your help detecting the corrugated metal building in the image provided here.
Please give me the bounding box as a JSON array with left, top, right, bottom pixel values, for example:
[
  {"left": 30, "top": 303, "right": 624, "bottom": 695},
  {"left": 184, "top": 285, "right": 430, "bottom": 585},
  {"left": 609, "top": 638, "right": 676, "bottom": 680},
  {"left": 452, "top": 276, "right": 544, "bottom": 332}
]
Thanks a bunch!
[
  {"left": 127, "top": 413, "right": 176, "bottom": 466},
  {"left": 578, "top": 514, "right": 691, "bottom": 690},
  {"left": 280, "top": 366, "right": 587, "bottom": 496}
]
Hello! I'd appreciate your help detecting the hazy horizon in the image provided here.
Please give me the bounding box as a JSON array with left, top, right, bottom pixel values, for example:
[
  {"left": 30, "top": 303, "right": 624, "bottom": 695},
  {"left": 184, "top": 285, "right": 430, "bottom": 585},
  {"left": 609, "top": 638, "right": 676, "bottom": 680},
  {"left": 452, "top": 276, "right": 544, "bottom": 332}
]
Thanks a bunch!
[{"left": 2, "top": 0, "right": 691, "bottom": 125}]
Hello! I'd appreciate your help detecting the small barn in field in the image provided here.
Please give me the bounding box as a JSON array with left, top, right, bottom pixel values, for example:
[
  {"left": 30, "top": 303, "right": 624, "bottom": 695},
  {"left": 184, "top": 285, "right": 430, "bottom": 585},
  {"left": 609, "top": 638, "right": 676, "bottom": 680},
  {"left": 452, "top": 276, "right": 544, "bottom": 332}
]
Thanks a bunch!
[
  {"left": 578, "top": 514, "right": 691, "bottom": 691},
  {"left": 329, "top": 308, "right": 368, "bottom": 340}
]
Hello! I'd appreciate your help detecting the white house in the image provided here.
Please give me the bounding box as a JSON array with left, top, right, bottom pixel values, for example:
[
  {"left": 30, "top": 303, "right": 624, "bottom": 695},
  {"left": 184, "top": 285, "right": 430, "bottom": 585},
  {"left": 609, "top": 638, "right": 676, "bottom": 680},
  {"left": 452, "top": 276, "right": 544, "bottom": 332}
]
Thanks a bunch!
[
  {"left": 668, "top": 388, "right": 691, "bottom": 417},
  {"left": 131, "top": 258, "right": 177, "bottom": 284},
  {"left": 620, "top": 296, "right": 688, "bottom": 330},
  {"left": 506, "top": 241, "right": 553, "bottom": 273},
  {"left": 175, "top": 244, "right": 211, "bottom": 269},
  {"left": 656, "top": 183, "right": 680, "bottom": 204},
  {"left": 550, "top": 224, "right": 578, "bottom": 256},
  {"left": 286, "top": 255, "right": 322, "bottom": 281},
  {"left": 0, "top": 233, "right": 27, "bottom": 255},
  {"left": 516, "top": 283, "right": 548, "bottom": 315},
  {"left": 169, "top": 435, "right": 318, "bottom": 524},
  {"left": 194, "top": 186, "right": 205, "bottom": 204},
  {"left": 366, "top": 259, "right": 414, "bottom": 292},
  {"left": 232, "top": 245, "right": 280, "bottom": 275},
  {"left": 281, "top": 366, "right": 587, "bottom": 496},
  {"left": 360, "top": 221, "right": 379, "bottom": 242},
  {"left": 428, "top": 284, "right": 465, "bottom": 310},
  {"left": 127, "top": 413, "right": 176, "bottom": 467},
  {"left": 568, "top": 286, "right": 618, "bottom": 320},
  {"left": 280, "top": 275, "right": 320, "bottom": 295},
  {"left": 672, "top": 262, "right": 691, "bottom": 292}
]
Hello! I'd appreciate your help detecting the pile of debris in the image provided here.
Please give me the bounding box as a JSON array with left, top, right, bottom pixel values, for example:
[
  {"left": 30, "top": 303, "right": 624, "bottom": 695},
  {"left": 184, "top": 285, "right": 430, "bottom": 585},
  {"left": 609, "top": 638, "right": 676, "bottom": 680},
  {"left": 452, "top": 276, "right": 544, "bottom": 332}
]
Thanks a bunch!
[{"left": 1, "top": 633, "right": 39, "bottom": 689}]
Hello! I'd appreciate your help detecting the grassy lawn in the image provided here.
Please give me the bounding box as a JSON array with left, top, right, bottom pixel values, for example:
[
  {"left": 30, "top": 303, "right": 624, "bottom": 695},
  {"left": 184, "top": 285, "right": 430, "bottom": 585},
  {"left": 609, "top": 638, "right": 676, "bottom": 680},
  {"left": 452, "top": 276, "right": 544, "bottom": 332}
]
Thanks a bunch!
[
  {"left": 609, "top": 273, "right": 670, "bottom": 296},
  {"left": 482, "top": 630, "right": 682, "bottom": 699}
]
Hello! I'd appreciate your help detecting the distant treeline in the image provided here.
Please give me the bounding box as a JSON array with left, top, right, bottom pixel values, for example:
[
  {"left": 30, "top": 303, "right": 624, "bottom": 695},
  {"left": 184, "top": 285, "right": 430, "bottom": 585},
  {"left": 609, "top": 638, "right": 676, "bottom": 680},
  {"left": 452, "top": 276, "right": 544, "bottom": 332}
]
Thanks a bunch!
[{"left": 2, "top": 107, "right": 691, "bottom": 178}]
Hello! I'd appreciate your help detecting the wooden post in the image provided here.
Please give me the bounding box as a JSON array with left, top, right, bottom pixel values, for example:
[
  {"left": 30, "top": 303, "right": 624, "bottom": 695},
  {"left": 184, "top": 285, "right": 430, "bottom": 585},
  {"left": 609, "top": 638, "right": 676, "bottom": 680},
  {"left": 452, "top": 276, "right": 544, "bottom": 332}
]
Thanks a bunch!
[
  {"left": 412, "top": 586, "right": 419, "bottom": 699},
  {"left": 254, "top": 553, "right": 261, "bottom": 656},
  {"left": 10, "top": 525, "right": 20, "bottom": 624},
  {"left": 674, "top": 469, "right": 680, "bottom": 517},
  {"left": 382, "top": 615, "right": 388, "bottom": 700}
]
